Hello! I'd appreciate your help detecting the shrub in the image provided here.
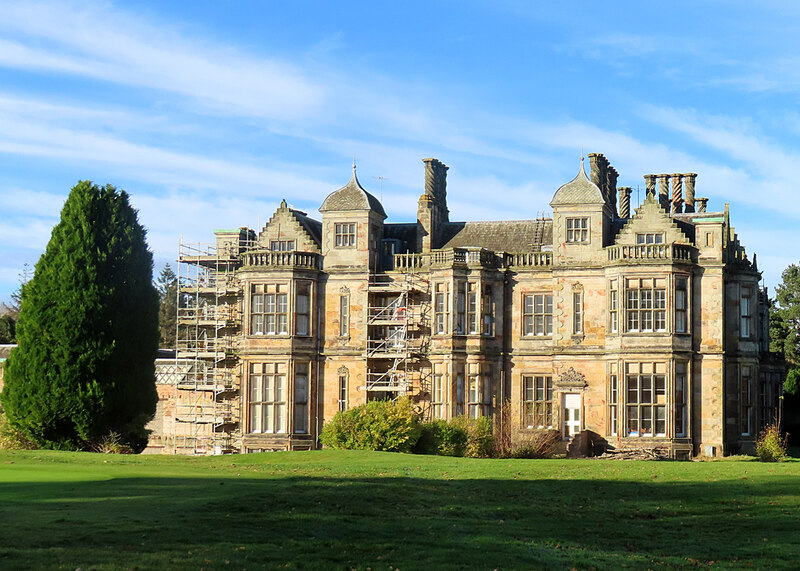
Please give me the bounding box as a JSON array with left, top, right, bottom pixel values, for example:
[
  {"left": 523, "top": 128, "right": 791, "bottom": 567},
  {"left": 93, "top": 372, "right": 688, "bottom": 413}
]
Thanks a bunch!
[
  {"left": 451, "top": 415, "right": 494, "bottom": 458},
  {"left": 413, "top": 419, "right": 468, "bottom": 457},
  {"left": 509, "top": 429, "right": 561, "bottom": 459},
  {"left": 756, "top": 424, "right": 788, "bottom": 462},
  {"left": 320, "top": 397, "right": 422, "bottom": 453},
  {"left": 0, "top": 413, "right": 38, "bottom": 450},
  {"left": 91, "top": 431, "right": 134, "bottom": 454}
]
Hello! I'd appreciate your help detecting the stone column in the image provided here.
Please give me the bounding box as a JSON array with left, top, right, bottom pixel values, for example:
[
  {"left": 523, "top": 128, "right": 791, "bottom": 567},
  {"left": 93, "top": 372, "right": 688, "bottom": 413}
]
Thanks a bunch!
[
  {"left": 657, "top": 174, "right": 671, "bottom": 210},
  {"left": 684, "top": 173, "right": 697, "bottom": 213},
  {"left": 618, "top": 186, "right": 632, "bottom": 219},
  {"left": 644, "top": 174, "right": 657, "bottom": 198},
  {"left": 671, "top": 173, "right": 684, "bottom": 213}
]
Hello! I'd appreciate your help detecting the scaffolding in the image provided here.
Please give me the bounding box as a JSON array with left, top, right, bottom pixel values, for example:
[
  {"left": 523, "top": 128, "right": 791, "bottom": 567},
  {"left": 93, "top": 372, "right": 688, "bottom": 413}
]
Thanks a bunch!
[
  {"left": 175, "top": 233, "right": 249, "bottom": 454},
  {"left": 365, "top": 271, "right": 431, "bottom": 411}
]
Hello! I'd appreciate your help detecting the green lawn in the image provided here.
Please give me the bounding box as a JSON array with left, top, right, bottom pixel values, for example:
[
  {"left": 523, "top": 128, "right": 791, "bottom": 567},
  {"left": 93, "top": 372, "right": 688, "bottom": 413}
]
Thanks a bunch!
[{"left": 0, "top": 450, "right": 798, "bottom": 570}]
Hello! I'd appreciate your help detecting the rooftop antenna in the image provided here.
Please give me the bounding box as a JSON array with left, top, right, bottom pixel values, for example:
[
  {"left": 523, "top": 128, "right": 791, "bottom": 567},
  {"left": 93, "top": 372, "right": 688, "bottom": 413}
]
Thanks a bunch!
[{"left": 373, "top": 176, "right": 388, "bottom": 202}]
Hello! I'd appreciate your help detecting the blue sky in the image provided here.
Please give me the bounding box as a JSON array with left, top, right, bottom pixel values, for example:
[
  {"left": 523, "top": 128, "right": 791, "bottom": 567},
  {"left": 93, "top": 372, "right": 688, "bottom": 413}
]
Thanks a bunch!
[{"left": 1, "top": 0, "right": 797, "bottom": 302}]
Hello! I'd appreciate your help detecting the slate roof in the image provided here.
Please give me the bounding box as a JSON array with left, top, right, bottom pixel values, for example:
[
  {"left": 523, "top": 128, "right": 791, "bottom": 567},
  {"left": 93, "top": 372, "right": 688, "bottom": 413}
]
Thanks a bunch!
[
  {"left": 439, "top": 219, "right": 553, "bottom": 252},
  {"left": 384, "top": 223, "right": 417, "bottom": 247},
  {"left": 291, "top": 209, "right": 323, "bottom": 247},
  {"left": 319, "top": 169, "right": 387, "bottom": 217},
  {"left": 550, "top": 160, "right": 604, "bottom": 206}
]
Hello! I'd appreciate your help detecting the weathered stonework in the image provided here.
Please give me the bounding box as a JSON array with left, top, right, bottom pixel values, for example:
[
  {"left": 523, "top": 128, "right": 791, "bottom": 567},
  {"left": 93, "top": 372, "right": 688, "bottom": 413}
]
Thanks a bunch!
[{"left": 148, "top": 154, "right": 784, "bottom": 458}]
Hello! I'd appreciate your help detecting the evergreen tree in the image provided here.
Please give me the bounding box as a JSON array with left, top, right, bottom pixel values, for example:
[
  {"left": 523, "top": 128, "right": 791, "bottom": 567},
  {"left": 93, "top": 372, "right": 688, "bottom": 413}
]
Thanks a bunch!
[
  {"left": 1, "top": 181, "right": 159, "bottom": 451},
  {"left": 156, "top": 263, "right": 177, "bottom": 349},
  {"left": 773, "top": 264, "right": 800, "bottom": 365},
  {"left": 772, "top": 263, "right": 800, "bottom": 445}
]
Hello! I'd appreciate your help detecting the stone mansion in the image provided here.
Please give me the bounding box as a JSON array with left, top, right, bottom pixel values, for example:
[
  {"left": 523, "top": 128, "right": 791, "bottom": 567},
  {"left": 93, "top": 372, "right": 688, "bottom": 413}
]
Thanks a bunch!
[{"left": 145, "top": 153, "right": 784, "bottom": 458}]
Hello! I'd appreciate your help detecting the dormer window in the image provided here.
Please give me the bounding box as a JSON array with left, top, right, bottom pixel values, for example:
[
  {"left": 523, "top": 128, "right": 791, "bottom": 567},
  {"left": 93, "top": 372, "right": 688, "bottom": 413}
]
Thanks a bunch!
[
  {"left": 335, "top": 223, "right": 356, "bottom": 247},
  {"left": 566, "top": 218, "right": 589, "bottom": 243},
  {"left": 636, "top": 233, "right": 664, "bottom": 245}
]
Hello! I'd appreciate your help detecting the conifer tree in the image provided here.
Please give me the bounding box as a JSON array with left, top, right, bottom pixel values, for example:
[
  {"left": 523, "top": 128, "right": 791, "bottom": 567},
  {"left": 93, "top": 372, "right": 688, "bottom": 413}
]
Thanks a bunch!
[
  {"left": 1, "top": 181, "right": 159, "bottom": 451},
  {"left": 156, "top": 263, "right": 178, "bottom": 349}
]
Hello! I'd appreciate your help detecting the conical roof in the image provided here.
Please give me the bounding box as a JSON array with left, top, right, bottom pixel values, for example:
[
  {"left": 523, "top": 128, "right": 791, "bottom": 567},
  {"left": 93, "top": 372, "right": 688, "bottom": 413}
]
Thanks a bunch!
[
  {"left": 319, "top": 166, "right": 386, "bottom": 217},
  {"left": 550, "top": 159, "right": 605, "bottom": 206}
]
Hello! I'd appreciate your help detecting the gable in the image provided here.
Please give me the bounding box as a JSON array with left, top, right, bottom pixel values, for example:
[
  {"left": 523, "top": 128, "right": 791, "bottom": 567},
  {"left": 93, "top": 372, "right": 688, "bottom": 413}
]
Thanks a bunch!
[
  {"left": 257, "top": 200, "right": 322, "bottom": 252},
  {"left": 613, "top": 195, "right": 692, "bottom": 246}
]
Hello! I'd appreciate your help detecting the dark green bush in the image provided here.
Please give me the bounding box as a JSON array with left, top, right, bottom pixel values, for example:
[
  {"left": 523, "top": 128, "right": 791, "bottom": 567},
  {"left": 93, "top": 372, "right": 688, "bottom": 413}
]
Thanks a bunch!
[
  {"left": 413, "top": 419, "right": 468, "bottom": 456},
  {"left": 320, "top": 397, "right": 422, "bottom": 453}
]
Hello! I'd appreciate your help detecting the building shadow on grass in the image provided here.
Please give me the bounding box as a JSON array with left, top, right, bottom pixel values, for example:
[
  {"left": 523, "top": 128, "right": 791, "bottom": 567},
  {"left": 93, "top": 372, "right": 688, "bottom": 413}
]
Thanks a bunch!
[{"left": 0, "top": 473, "right": 798, "bottom": 569}]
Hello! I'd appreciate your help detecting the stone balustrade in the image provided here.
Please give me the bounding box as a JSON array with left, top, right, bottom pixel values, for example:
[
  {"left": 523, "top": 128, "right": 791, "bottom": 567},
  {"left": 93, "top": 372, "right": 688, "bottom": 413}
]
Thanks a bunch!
[
  {"left": 504, "top": 252, "right": 553, "bottom": 267},
  {"left": 607, "top": 243, "right": 695, "bottom": 262},
  {"left": 241, "top": 250, "right": 321, "bottom": 270}
]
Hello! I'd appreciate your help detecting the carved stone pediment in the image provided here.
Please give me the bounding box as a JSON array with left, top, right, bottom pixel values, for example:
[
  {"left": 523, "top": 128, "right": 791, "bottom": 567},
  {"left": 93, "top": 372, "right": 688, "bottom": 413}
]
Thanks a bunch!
[{"left": 555, "top": 367, "right": 587, "bottom": 389}]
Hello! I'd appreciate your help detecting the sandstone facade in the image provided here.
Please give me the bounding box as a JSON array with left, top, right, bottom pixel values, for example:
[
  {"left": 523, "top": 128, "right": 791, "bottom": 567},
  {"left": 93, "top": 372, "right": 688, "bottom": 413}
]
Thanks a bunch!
[{"left": 147, "top": 154, "right": 783, "bottom": 458}]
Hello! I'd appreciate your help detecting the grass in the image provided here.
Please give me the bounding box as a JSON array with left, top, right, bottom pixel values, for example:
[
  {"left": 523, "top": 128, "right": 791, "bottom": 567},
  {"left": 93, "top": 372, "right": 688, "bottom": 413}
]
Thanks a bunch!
[{"left": 0, "top": 451, "right": 799, "bottom": 570}]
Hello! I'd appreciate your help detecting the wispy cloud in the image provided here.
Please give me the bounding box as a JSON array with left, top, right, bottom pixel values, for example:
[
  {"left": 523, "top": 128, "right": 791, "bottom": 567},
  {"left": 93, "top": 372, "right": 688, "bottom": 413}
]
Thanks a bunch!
[{"left": 0, "top": 1, "right": 324, "bottom": 120}]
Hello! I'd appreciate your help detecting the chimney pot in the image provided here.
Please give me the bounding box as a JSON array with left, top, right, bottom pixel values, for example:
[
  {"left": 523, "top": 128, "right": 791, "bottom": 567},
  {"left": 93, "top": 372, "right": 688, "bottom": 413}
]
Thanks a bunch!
[
  {"left": 671, "top": 173, "right": 684, "bottom": 214},
  {"left": 684, "top": 173, "right": 697, "bottom": 213},
  {"left": 644, "top": 174, "right": 657, "bottom": 197},
  {"left": 618, "top": 186, "right": 632, "bottom": 219},
  {"left": 657, "top": 174, "right": 671, "bottom": 210}
]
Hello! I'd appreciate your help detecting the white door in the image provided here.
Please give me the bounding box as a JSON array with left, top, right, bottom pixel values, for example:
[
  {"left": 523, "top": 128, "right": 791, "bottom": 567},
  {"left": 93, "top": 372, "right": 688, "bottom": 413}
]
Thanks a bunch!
[{"left": 563, "top": 393, "right": 582, "bottom": 437}]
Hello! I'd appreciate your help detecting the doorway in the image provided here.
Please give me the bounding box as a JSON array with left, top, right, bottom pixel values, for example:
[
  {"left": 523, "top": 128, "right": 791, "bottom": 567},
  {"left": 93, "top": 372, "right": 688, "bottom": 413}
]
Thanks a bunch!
[{"left": 562, "top": 393, "right": 582, "bottom": 438}]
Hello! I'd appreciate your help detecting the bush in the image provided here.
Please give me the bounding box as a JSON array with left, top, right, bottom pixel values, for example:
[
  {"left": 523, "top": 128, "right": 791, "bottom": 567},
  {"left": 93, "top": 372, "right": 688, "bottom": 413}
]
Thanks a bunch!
[
  {"left": 451, "top": 415, "right": 494, "bottom": 458},
  {"left": 413, "top": 419, "right": 468, "bottom": 457},
  {"left": 320, "top": 397, "right": 422, "bottom": 453},
  {"left": 90, "top": 431, "right": 134, "bottom": 454},
  {"left": 508, "top": 429, "right": 561, "bottom": 459},
  {"left": 756, "top": 424, "right": 788, "bottom": 462},
  {"left": 0, "top": 413, "right": 38, "bottom": 450}
]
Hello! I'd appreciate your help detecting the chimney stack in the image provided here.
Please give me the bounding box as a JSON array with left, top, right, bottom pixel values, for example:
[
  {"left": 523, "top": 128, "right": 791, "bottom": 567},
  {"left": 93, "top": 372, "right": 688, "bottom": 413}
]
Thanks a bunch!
[
  {"left": 618, "top": 186, "right": 632, "bottom": 219},
  {"left": 696, "top": 197, "right": 708, "bottom": 212},
  {"left": 607, "top": 166, "right": 618, "bottom": 216},
  {"left": 422, "top": 158, "right": 449, "bottom": 224},
  {"left": 671, "top": 173, "right": 684, "bottom": 213},
  {"left": 588, "top": 153, "right": 601, "bottom": 189},
  {"left": 644, "top": 174, "right": 657, "bottom": 198},
  {"left": 657, "top": 174, "right": 671, "bottom": 210},
  {"left": 684, "top": 173, "right": 697, "bottom": 212}
]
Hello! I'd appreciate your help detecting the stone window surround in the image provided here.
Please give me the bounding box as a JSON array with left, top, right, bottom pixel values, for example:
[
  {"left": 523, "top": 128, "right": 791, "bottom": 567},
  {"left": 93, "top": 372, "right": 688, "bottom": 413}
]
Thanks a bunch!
[
  {"left": 522, "top": 293, "right": 553, "bottom": 337},
  {"left": 334, "top": 222, "right": 356, "bottom": 248},
  {"left": 522, "top": 374, "right": 554, "bottom": 429},
  {"left": 565, "top": 217, "right": 589, "bottom": 244}
]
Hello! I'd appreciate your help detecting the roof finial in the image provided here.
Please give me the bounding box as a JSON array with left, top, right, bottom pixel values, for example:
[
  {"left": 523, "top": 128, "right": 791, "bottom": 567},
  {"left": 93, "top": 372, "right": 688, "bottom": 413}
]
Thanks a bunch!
[{"left": 353, "top": 154, "right": 356, "bottom": 174}]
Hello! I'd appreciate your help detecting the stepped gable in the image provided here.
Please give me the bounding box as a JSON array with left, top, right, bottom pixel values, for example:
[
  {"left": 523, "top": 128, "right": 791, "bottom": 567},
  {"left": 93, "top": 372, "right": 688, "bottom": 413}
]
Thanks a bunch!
[
  {"left": 550, "top": 160, "right": 605, "bottom": 206},
  {"left": 319, "top": 167, "right": 386, "bottom": 218},
  {"left": 258, "top": 199, "right": 322, "bottom": 250},
  {"left": 439, "top": 219, "right": 552, "bottom": 252},
  {"left": 614, "top": 194, "right": 693, "bottom": 246}
]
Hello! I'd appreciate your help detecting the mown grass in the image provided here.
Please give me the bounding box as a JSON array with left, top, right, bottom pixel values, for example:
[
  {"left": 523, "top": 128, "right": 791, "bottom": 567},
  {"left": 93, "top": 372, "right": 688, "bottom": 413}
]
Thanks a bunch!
[{"left": 0, "top": 450, "right": 798, "bottom": 570}]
